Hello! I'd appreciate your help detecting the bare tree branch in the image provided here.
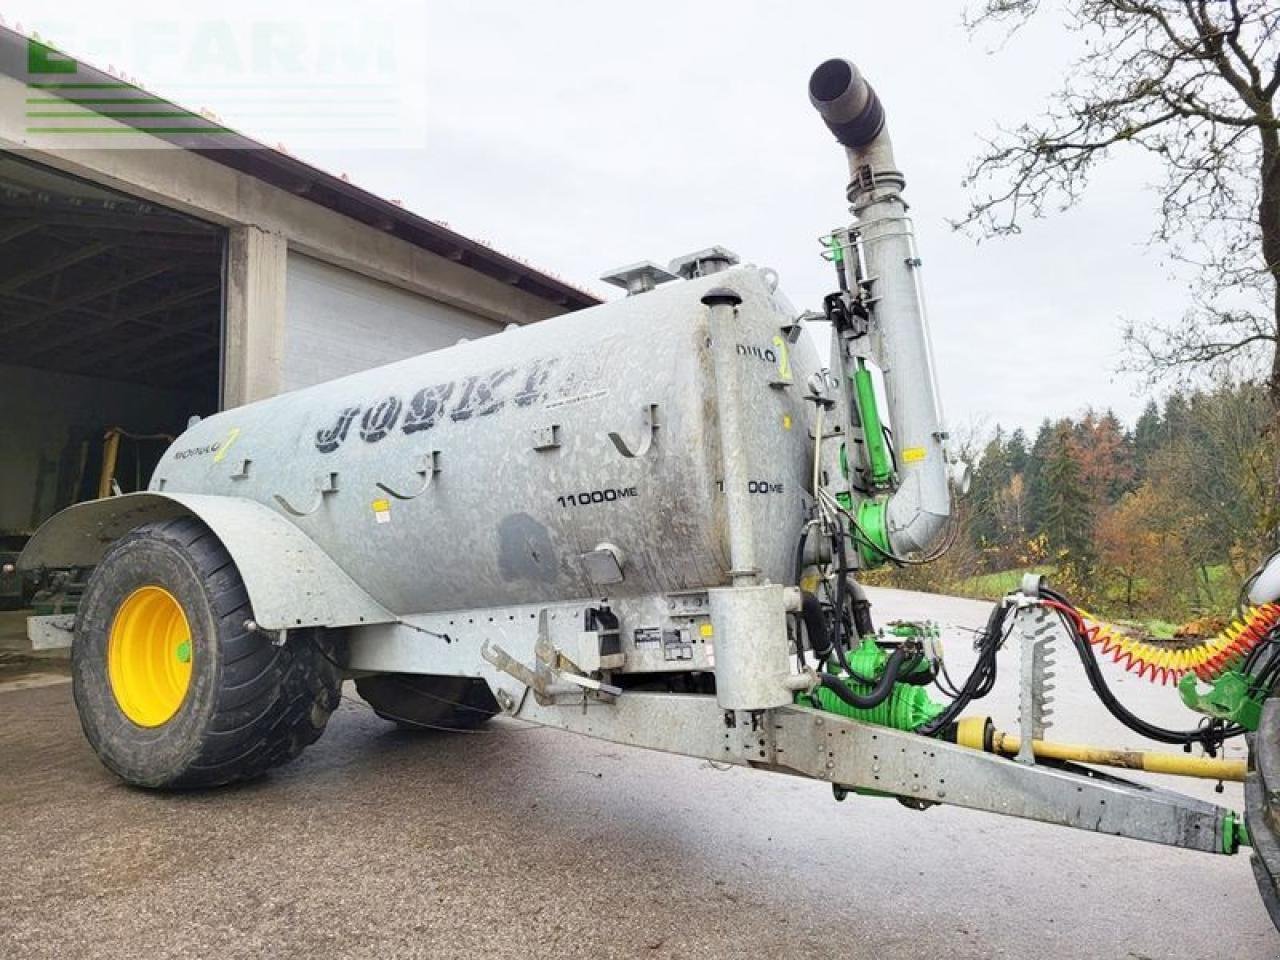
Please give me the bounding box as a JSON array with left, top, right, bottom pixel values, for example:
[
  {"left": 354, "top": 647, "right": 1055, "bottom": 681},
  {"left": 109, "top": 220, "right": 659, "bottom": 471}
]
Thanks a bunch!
[{"left": 963, "top": 0, "right": 1280, "bottom": 402}]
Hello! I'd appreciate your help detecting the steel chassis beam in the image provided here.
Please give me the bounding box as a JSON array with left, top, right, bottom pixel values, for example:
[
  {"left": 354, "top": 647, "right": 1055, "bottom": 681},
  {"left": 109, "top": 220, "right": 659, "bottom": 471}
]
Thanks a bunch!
[{"left": 517, "top": 692, "right": 1236, "bottom": 856}]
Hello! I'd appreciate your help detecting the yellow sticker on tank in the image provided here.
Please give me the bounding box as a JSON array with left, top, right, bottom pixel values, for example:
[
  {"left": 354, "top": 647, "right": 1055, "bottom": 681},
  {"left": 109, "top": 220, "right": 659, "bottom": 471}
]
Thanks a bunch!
[
  {"left": 782, "top": 414, "right": 792, "bottom": 430},
  {"left": 372, "top": 498, "right": 391, "bottom": 524},
  {"left": 212, "top": 427, "right": 240, "bottom": 463},
  {"left": 901, "top": 446, "right": 927, "bottom": 463},
  {"left": 700, "top": 623, "right": 714, "bottom": 638},
  {"left": 772, "top": 334, "right": 793, "bottom": 383}
]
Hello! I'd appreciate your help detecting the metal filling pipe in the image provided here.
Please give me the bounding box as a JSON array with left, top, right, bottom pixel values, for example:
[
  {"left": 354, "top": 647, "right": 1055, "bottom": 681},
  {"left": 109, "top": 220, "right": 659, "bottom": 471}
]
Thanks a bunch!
[{"left": 704, "top": 287, "right": 759, "bottom": 586}]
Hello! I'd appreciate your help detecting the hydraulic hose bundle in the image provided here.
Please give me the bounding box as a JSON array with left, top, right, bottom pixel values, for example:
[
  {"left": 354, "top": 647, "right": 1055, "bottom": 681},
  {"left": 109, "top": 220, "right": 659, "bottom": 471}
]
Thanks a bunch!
[
  {"left": 1040, "top": 587, "right": 1254, "bottom": 751},
  {"left": 794, "top": 506, "right": 936, "bottom": 717},
  {"left": 913, "top": 599, "right": 1008, "bottom": 736}
]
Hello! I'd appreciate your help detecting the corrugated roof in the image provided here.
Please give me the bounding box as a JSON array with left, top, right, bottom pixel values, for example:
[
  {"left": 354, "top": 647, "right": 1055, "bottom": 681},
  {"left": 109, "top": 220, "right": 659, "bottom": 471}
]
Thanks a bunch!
[{"left": 0, "top": 25, "right": 601, "bottom": 311}]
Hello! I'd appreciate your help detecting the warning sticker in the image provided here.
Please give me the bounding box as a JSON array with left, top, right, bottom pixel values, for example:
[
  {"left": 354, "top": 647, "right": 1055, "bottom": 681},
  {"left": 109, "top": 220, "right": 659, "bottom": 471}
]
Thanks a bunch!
[
  {"left": 372, "top": 498, "right": 391, "bottom": 524},
  {"left": 663, "top": 628, "right": 693, "bottom": 661},
  {"left": 901, "top": 446, "right": 927, "bottom": 463}
]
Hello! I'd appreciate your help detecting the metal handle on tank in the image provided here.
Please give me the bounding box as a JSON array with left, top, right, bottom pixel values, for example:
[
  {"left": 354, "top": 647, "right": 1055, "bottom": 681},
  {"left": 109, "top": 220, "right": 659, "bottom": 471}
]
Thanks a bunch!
[
  {"left": 273, "top": 472, "right": 339, "bottom": 517},
  {"left": 375, "top": 450, "right": 442, "bottom": 501},
  {"left": 607, "top": 403, "right": 660, "bottom": 458}
]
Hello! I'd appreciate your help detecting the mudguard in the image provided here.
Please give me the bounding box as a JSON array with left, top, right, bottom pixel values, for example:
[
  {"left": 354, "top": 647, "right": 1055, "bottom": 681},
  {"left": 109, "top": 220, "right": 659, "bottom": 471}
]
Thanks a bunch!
[
  {"left": 1247, "top": 698, "right": 1280, "bottom": 931},
  {"left": 19, "top": 492, "right": 393, "bottom": 631}
]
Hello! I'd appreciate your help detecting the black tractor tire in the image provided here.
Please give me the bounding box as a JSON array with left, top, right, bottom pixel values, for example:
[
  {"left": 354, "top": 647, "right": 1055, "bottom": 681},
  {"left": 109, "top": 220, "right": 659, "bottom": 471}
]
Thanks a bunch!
[
  {"left": 1247, "top": 698, "right": 1280, "bottom": 931},
  {"left": 72, "top": 515, "right": 342, "bottom": 789},
  {"left": 355, "top": 673, "right": 499, "bottom": 731}
]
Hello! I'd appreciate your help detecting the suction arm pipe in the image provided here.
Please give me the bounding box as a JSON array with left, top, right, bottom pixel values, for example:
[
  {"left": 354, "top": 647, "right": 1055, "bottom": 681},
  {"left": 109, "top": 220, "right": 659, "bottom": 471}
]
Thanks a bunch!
[{"left": 809, "top": 58, "right": 950, "bottom": 557}]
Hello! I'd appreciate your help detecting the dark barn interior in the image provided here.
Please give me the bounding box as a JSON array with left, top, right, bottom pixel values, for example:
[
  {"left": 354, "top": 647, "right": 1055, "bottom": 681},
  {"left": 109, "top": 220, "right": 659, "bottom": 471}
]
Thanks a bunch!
[{"left": 0, "top": 153, "right": 224, "bottom": 586}]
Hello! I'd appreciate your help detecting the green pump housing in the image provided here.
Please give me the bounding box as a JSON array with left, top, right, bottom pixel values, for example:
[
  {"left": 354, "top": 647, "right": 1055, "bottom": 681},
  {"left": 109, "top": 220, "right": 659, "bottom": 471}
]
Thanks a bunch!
[{"left": 801, "top": 630, "right": 945, "bottom": 732}]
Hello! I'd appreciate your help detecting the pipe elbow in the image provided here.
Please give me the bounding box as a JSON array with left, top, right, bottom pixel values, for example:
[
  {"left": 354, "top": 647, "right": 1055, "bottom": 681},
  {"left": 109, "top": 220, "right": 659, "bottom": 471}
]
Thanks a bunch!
[
  {"left": 884, "top": 472, "right": 951, "bottom": 556},
  {"left": 886, "top": 507, "right": 949, "bottom": 557},
  {"left": 808, "top": 58, "right": 885, "bottom": 148}
]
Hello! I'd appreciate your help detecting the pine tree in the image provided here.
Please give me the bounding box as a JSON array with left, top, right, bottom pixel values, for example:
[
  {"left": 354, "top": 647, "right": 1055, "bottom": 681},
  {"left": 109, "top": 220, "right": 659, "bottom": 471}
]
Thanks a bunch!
[
  {"left": 1162, "top": 395, "right": 1191, "bottom": 445},
  {"left": 1132, "top": 400, "right": 1161, "bottom": 482},
  {"left": 1025, "top": 419, "right": 1054, "bottom": 538},
  {"left": 1005, "top": 428, "right": 1030, "bottom": 476},
  {"left": 1041, "top": 421, "right": 1095, "bottom": 578},
  {"left": 969, "top": 429, "right": 1009, "bottom": 550}
]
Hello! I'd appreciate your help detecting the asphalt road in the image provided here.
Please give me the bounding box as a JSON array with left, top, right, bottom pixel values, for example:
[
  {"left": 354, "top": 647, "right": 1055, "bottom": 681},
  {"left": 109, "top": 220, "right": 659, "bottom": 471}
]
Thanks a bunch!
[{"left": 1, "top": 587, "right": 1275, "bottom": 959}]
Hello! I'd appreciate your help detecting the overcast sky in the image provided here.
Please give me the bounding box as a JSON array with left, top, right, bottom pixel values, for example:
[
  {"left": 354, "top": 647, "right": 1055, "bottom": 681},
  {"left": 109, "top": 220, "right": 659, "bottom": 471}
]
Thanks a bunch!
[{"left": 6, "top": 0, "right": 1199, "bottom": 436}]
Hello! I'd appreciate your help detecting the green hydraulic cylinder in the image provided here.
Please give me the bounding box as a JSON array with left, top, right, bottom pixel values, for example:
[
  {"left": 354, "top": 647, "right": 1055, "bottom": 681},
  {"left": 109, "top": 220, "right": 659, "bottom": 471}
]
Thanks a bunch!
[{"left": 852, "top": 359, "right": 894, "bottom": 490}]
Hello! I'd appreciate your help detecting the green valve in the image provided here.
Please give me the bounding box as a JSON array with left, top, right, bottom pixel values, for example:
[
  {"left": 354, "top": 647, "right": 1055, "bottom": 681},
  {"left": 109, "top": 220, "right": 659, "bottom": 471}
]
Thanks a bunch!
[
  {"left": 847, "top": 633, "right": 887, "bottom": 675},
  {"left": 835, "top": 487, "right": 891, "bottom": 569},
  {"left": 855, "top": 497, "right": 892, "bottom": 568},
  {"left": 827, "top": 231, "right": 845, "bottom": 264},
  {"left": 884, "top": 621, "right": 939, "bottom": 641},
  {"left": 175, "top": 640, "right": 192, "bottom": 664}
]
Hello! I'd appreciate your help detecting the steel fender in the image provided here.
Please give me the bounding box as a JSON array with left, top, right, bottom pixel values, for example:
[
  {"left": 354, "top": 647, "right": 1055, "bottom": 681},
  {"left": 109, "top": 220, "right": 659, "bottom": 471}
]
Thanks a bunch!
[{"left": 18, "top": 492, "right": 393, "bottom": 631}]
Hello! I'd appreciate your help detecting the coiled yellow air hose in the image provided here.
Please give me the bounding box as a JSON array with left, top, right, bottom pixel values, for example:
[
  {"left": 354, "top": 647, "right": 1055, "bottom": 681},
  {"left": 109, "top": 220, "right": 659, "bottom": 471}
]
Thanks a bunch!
[{"left": 1079, "top": 604, "right": 1280, "bottom": 686}]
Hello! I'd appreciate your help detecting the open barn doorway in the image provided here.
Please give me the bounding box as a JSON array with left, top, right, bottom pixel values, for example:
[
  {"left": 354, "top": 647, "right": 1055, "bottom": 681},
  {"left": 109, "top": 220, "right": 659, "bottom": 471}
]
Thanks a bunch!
[{"left": 0, "top": 152, "right": 224, "bottom": 609}]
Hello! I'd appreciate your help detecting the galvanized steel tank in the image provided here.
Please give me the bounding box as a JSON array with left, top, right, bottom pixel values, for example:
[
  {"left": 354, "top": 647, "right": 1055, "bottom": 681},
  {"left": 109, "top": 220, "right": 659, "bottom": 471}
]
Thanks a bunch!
[{"left": 151, "top": 267, "right": 819, "bottom": 615}]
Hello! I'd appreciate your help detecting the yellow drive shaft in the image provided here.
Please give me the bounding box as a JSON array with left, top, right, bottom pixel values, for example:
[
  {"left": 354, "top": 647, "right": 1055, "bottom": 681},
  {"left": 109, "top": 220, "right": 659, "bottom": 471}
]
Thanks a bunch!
[{"left": 955, "top": 716, "right": 1245, "bottom": 782}]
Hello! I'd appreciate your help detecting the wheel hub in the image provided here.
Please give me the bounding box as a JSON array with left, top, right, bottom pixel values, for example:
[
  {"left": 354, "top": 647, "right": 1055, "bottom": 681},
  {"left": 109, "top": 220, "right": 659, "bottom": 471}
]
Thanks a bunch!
[{"left": 107, "top": 585, "right": 193, "bottom": 727}]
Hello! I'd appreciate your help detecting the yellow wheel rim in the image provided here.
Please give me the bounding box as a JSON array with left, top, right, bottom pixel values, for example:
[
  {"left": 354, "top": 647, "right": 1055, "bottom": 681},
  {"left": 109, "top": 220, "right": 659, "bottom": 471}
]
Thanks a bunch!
[{"left": 107, "top": 585, "right": 193, "bottom": 727}]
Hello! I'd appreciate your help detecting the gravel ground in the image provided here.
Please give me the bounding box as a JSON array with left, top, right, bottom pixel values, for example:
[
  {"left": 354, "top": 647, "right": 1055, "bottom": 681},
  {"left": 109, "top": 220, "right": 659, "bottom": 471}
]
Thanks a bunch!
[{"left": 0, "top": 586, "right": 1274, "bottom": 959}]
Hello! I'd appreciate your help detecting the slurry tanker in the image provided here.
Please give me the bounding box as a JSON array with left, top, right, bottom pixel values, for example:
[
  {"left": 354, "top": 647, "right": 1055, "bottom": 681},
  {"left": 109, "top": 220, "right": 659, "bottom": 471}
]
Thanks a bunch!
[{"left": 20, "top": 57, "right": 1280, "bottom": 930}]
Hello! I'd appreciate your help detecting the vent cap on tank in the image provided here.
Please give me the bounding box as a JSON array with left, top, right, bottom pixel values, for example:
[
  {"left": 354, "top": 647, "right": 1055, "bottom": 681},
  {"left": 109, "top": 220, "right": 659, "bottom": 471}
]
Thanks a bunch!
[
  {"left": 600, "top": 261, "right": 679, "bottom": 296},
  {"left": 669, "top": 245, "right": 740, "bottom": 280}
]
